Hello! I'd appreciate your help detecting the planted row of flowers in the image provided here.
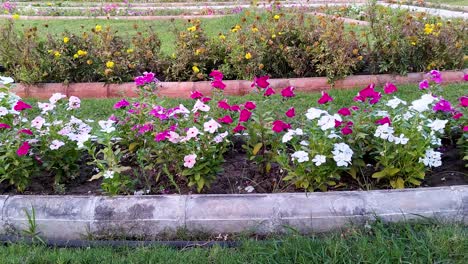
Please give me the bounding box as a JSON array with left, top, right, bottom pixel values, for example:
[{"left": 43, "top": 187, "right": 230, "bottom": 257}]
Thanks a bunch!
[{"left": 0, "top": 70, "right": 467, "bottom": 194}]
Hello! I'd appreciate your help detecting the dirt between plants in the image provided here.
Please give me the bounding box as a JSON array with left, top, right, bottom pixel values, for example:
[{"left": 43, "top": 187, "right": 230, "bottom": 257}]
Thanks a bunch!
[{"left": 0, "top": 144, "right": 466, "bottom": 196}]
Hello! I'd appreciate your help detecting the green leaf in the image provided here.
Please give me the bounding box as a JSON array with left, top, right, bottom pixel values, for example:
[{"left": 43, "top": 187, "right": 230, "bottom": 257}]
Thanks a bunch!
[
  {"left": 407, "top": 178, "right": 421, "bottom": 186},
  {"left": 89, "top": 172, "right": 103, "bottom": 181},
  {"left": 129, "top": 142, "right": 139, "bottom": 152},
  {"left": 252, "top": 143, "right": 263, "bottom": 156},
  {"left": 372, "top": 170, "right": 387, "bottom": 179},
  {"left": 387, "top": 168, "right": 400, "bottom": 176},
  {"left": 395, "top": 177, "right": 405, "bottom": 189}
]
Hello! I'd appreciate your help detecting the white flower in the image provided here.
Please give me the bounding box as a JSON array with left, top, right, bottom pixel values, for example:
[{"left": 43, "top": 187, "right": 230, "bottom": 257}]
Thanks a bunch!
[
  {"left": 430, "top": 134, "right": 442, "bottom": 146},
  {"left": 203, "top": 119, "right": 221, "bottom": 134},
  {"left": 328, "top": 132, "right": 342, "bottom": 139},
  {"left": 68, "top": 96, "right": 81, "bottom": 110},
  {"left": 393, "top": 134, "right": 409, "bottom": 145},
  {"left": 168, "top": 131, "right": 180, "bottom": 143},
  {"left": 376, "top": 110, "right": 389, "bottom": 117},
  {"left": 192, "top": 100, "right": 210, "bottom": 112},
  {"left": 38, "top": 102, "right": 56, "bottom": 114},
  {"left": 312, "top": 154, "right": 326, "bottom": 166},
  {"left": 305, "top": 108, "right": 327, "bottom": 120},
  {"left": 173, "top": 104, "right": 190, "bottom": 116},
  {"left": 0, "top": 76, "right": 14, "bottom": 85},
  {"left": 427, "top": 119, "right": 448, "bottom": 133},
  {"left": 213, "top": 131, "right": 228, "bottom": 143},
  {"left": 386, "top": 97, "right": 407, "bottom": 109},
  {"left": 419, "top": 149, "right": 442, "bottom": 167},
  {"left": 282, "top": 128, "right": 304, "bottom": 143},
  {"left": 244, "top": 185, "right": 255, "bottom": 193},
  {"left": 317, "top": 114, "right": 336, "bottom": 131},
  {"left": 291, "top": 151, "right": 309, "bottom": 163},
  {"left": 183, "top": 154, "right": 197, "bottom": 168},
  {"left": 186, "top": 127, "right": 200, "bottom": 139},
  {"left": 98, "top": 120, "right": 115, "bottom": 133},
  {"left": 403, "top": 112, "right": 414, "bottom": 121},
  {"left": 300, "top": 140, "right": 309, "bottom": 146},
  {"left": 103, "top": 170, "right": 115, "bottom": 179},
  {"left": 49, "top": 93, "right": 66, "bottom": 104},
  {"left": 0, "top": 106, "right": 8, "bottom": 116},
  {"left": 31, "top": 116, "right": 46, "bottom": 130},
  {"left": 374, "top": 124, "right": 394, "bottom": 140},
  {"left": 332, "top": 143, "right": 353, "bottom": 167},
  {"left": 49, "top": 140, "right": 65, "bottom": 150},
  {"left": 410, "top": 94, "right": 437, "bottom": 112},
  {"left": 76, "top": 133, "right": 91, "bottom": 149}
]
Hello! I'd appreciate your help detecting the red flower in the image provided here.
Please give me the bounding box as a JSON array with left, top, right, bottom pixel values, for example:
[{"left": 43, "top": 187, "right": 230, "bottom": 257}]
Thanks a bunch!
[
  {"left": 453, "top": 112, "right": 463, "bottom": 120},
  {"left": 190, "top": 90, "right": 203, "bottom": 99},
  {"left": 239, "top": 109, "right": 252, "bottom": 122},
  {"left": 233, "top": 124, "right": 246, "bottom": 133},
  {"left": 0, "top": 123, "right": 11, "bottom": 129},
  {"left": 376, "top": 116, "right": 391, "bottom": 125},
  {"left": 263, "top": 87, "right": 276, "bottom": 97},
  {"left": 230, "top": 104, "right": 241, "bottom": 112},
  {"left": 460, "top": 96, "right": 468, "bottom": 107},
  {"left": 318, "top": 91, "right": 333, "bottom": 104},
  {"left": 202, "top": 97, "right": 212, "bottom": 103},
  {"left": 252, "top": 75, "right": 270, "bottom": 89},
  {"left": 17, "top": 141, "right": 30, "bottom": 156},
  {"left": 337, "top": 107, "right": 351, "bottom": 116},
  {"left": 218, "top": 99, "right": 230, "bottom": 110},
  {"left": 383, "top": 82, "right": 398, "bottom": 94},
  {"left": 244, "top": 101, "right": 256, "bottom": 110},
  {"left": 219, "top": 115, "right": 233, "bottom": 124},
  {"left": 281, "top": 86, "right": 295, "bottom": 98},
  {"left": 211, "top": 79, "right": 226, "bottom": 90},
  {"left": 209, "top": 70, "right": 224, "bottom": 80},
  {"left": 18, "top": 129, "right": 33, "bottom": 135},
  {"left": 272, "top": 120, "right": 291, "bottom": 133},
  {"left": 285, "top": 107, "right": 295, "bottom": 118},
  {"left": 14, "top": 101, "right": 32, "bottom": 111}
]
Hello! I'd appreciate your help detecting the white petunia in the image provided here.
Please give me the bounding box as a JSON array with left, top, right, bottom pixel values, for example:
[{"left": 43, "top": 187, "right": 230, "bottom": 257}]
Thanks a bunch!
[
  {"left": 49, "top": 93, "right": 66, "bottom": 104},
  {"left": 186, "top": 126, "right": 200, "bottom": 139},
  {"left": 332, "top": 143, "right": 353, "bottom": 167},
  {"left": 419, "top": 149, "right": 442, "bottom": 168},
  {"left": 374, "top": 123, "right": 394, "bottom": 140},
  {"left": 183, "top": 154, "right": 197, "bottom": 168},
  {"left": 103, "top": 170, "right": 115, "bottom": 179},
  {"left": 49, "top": 140, "right": 65, "bottom": 150},
  {"left": 98, "top": 120, "right": 115, "bottom": 133},
  {"left": 312, "top": 155, "right": 326, "bottom": 166},
  {"left": 168, "top": 131, "right": 180, "bottom": 143},
  {"left": 0, "top": 106, "right": 8, "bottom": 116},
  {"left": 427, "top": 119, "right": 448, "bottom": 133},
  {"left": 68, "top": 96, "right": 81, "bottom": 110},
  {"left": 0, "top": 76, "right": 14, "bottom": 85},
  {"left": 213, "top": 131, "right": 228, "bottom": 143},
  {"left": 192, "top": 100, "right": 210, "bottom": 112},
  {"left": 393, "top": 134, "right": 409, "bottom": 145},
  {"left": 31, "top": 116, "right": 46, "bottom": 130},
  {"left": 305, "top": 107, "right": 327, "bottom": 120},
  {"left": 317, "top": 114, "right": 336, "bottom": 131},
  {"left": 203, "top": 119, "right": 221, "bottom": 134},
  {"left": 38, "top": 102, "right": 56, "bottom": 114},
  {"left": 386, "top": 97, "right": 407, "bottom": 109},
  {"left": 291, "top": 150, "right": 309, "bottom": 163},
  {"left": 410, "top": 94, "right": 437, "bottom": 112}
]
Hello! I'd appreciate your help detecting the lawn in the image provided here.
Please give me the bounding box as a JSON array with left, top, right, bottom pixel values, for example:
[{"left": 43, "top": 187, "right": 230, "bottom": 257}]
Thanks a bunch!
[
  {"left": 0, "top": 221, "right": 466, "bottom": 263},
  {"left": 426, "top": 0, "right": 468, "bottom": 6}
]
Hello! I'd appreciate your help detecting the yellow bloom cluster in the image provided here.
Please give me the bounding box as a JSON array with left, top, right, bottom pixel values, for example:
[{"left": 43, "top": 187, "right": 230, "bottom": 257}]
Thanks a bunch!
[
  {"left": 106, "top": 61, "right": 114, "bottom": 68},
  {"left": 424, "top": 24, "right": 435, "bottom": 35},
  {"left": 126, "top": 48, "right": 134, "bottom": 54},
  {"left": 231, "top": 24, "right": 242, "bottom": 33},
  {"left": 187, "top": 26, "right": 196, "bottom": 32},
  {"left": 12, "top": 14, "right": 19, "bottom": 20},
  {"left": 95, "top": 25, "right": 102, "bottom": 32},
  {"left": 274, "top": 15, "right": 280, "bottom": 20},
  {"left": 245, "top": 52, "right": 252, "bottom": 60},
  {"left": 63, "top": 37, "right": 70, "bottom": 44},
  {"left": 54, "top": 51, "right": 61, "bottom": 58},
  {"left": 219, "top": 34, "right": 226, "bottom": 40}
]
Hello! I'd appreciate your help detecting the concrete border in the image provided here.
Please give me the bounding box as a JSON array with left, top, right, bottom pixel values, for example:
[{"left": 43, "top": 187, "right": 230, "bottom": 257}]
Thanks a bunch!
[
  {"left": 0, "top": 186, "right": 466, "bottom": 240},
  {"left": 10, "top": 69, "right": 468, "bottom": 99}
]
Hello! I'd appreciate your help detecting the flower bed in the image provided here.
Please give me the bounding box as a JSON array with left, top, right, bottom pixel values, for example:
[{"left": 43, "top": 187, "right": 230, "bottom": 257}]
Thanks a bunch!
[{"left": 0, "top": 70, "right": 467, "bottom": 195}]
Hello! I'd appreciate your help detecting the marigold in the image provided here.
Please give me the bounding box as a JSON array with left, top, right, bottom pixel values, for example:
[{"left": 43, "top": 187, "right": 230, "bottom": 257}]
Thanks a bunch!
[
  {"left": 251, "top": 26, "right": 258, "bottom": 33},
  {"left": 424, "top": 24, "right": 434, "bottom": 35},
  {"left": 231, "top": 24, "right": 241, "bottom": 33},
  {"left": 106, "top": 61, "right": 114, "bottom": 68},
  {"left": 245, "top": 52, "right": 252, "bottom": 60}
]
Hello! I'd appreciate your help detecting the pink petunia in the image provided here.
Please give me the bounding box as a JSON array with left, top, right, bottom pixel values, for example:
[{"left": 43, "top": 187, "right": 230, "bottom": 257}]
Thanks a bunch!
[
  {"left": 460, "top": 96, "right": 468, "bottom": 107},
  {"left": 318, "top": 91, "right": 333, "bottom": 104},
  {"left": 376, "top": 116, "right": 391, "bottom": 125},
  {"left": 202, "top": 97, "right": 212, "bottom": 103},
  {"left": 419, "top": 79, "right": 429, "bottom": 90},
  {"left": 218, "top": 115, "right": 233, "bottom": 124},
  {"left": 252, "top": 75, "right": 270, "bottom": 89},
  {"left": 464, "top": 74, "right": 468, "bottom": 81},
  {"left": 17, "top": 141, "right": 30, "bottom": 156},
  {"left": 218, "top": 100, "right": 230, "bottom": 110},
  {"left": 281, "top": 86, "right": 295, "bottom": 98},
  {"left": 272, "top": 120, "right": 291, "bottom": 133},
  {"left": 453, "top": 112, "right": 463, "bottom": 120},
  {"left": 337, "top": 107, "right": 351, "bottom": 116},
  {"left": 263, "top": 87, "right": 276, "bottom": 97},
  {"left": 114, "top": 99, "right": 130, "bottom": 109},
  {"left": 14, "top": 101, "right": 32, "bottom": 111},
  {"left": 190, "top": 90, "right": 203, "bottom": 99},
  {"left": 383, "top": 82, "right": 398, "bottom": 94},
  {"left": 353, "top": 84, "right": 381, "bottom": 104},
  {"left": 230, "top": 105, "right": 241, "bottom": 112},
  {"left": 0, "top": 123, "right": 11, "bottom": 129},
  {"left": 233, "top": 124, "right": 246, "bottom": 133},
  {"left": 209, "top": 70, "right": 224, "bottom": 80},
  {"left": 464, "top": 126, "right": 468, "bottom": 132},
  {"left": 433, "top": 99, "right": 452, "bottom": 112},
  {"left": 341, "top": 126, "right": 353, "bottom": 135},
  {"left": 239, "top": 109, "right": 252, "bottom": 122},
  {"left": 154, "top": 130, "right": 169, "bottom": 142},
  {"left": 285, "top": 107, "right": 295, "bottom": 118},
  {"left": 429, "top": 70, "right": 442, "bottom": 84},
  {"left": 244, "top": 101, "right": 256, "bottom": 110},
  {"left": 18, "top": 129, "right": 33, "bottom": 135},
  {"left": 211, "top": 79, "right": 226, "bottom": 90}
]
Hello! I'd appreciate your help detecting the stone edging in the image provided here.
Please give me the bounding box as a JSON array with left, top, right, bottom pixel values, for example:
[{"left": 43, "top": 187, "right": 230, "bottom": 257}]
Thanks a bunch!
[
  {"left": 11, "top": 70, "right": 468, "bottom": 99},
  {"left": 0, "top": 186, "right": 466, "bottom": 240}
]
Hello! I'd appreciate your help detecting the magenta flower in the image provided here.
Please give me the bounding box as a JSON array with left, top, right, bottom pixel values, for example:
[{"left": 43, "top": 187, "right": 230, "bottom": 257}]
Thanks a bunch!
[
  {"left": 453, "top": 112, "right": 463, "bottom": 120},
  {"left": 383, "top": 82, "right": 398, "bottom": 94},
  {"left": 350, "top": 105, "right": 360, "bottom": 111},
  {"left": 252, "top": 76, "right": 270, "bottom": 89},
  {"left": 263, "top": 87, "right": 276, "bottom": 97},
  {"left": 285, "top": 107, "right": 295, "bottom": 118},
  {"left": 18, "top": 129, "right": 33, "bottom": 135},
  {"left": 353, "top": 84, "right": 381, "bottom": 104},
  {"left": 460, "top": 96, "right": 468, "bottom": 107},
  {"left": 419, "top": 79, "right": 429, "bottom": 90},
  {"left": 154, "top": 130, "right": 169, "bottom": 142},
  {"left": 134, "top": 76, "right": 146, "bottom": 86},
  {"left": 219, "top": 115, "right": 233, "bottom": 124},
  {"left": 464, "top": 74, "right": 468, "bottom": 81},
  {"left": 233, "top": 124, "right": 246, "bottom": 133},
  {"left": 272, "top": 120, "right": 291, "bottom": 133},
  {"left": 376, "top": 116, "right": 391, "bottom": 125},
  {"left": 230, "top": 105, "right": 241, "bottom": 112},
  {"left": 281, "top": 86, "right": 295, "bottom": 98},
  {"left": 143, "top": 72, "right": 156, "bottom": 83},
  {"left": 202, "top": 97, "right": 212, "bottom": 103},
  {"left": 218, "top": 100, "right": 230, "bottom": 110},
  {"left": 138, "top": 123, "right": 153, "bottom": 134},
  {"left": 239, "top": 109, "right": 252, "bottom": 122},
  {"left": 14, "top": 101, "right": 32, "bottom": 111},
  {"left": 244, "top": 101, "right": 256, "bottom": 110},
  {"left": 464, "top": 126, "right": 468, "bottom": 132},
  {"left": 17, "top": 141, "right": 30, "bottom": 156},
  {"left": 0, "top": 123, "right": 11, "bottom": 129},
  {"left": 337, "top": 107, "right": 351, "bottom": 116},
  {"left": 433, "top": 99, "right": 453, "bottom": 112},
  {"left": 429, "top": 70, "right": 442, "bottom": 84},
  {"left": 211, "top": 79, "right": 226, "bottom": 90},
  {"left": 334, "top": 120, "right": 342, "bottom": 128},
  {"left": 190, "top": 90, "right": 203, "bottom": 99},
  {"left": 114, "top": 99, "right": 130, "bottom": 109},
  {"left": 341, "top": 126, "right": 353, "bottom": 135},
  {"left": 209, "top": 70, "right": 224, "bottom": 80},
  {"left": 318, "top": 91, "right": 333, "bottom": 104}
]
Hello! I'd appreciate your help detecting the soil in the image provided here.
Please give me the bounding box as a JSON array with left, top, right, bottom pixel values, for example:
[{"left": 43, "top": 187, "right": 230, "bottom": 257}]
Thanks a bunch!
[{"left": 0, "top": 143, "right": 466, "bottom": 196}]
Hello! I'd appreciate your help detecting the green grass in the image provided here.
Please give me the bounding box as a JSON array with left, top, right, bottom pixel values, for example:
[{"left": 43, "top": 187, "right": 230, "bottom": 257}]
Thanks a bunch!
[
  {"left": 0, "top": 221, "right": 467, "bottom": 263},
  {"left": 426, "top": 0, "right": 468, "bottom": 6}
]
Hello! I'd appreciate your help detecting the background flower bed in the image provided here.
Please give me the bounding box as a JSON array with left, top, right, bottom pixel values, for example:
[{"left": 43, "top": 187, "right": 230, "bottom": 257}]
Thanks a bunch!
[{"left": 0, "top": 5, "right": 466, "bottom": 84}]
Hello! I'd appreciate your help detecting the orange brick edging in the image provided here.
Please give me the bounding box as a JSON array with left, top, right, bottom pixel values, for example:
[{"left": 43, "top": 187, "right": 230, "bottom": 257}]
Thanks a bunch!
[{"left": 11, "top": 70, "right": 467, "bottom": 99}]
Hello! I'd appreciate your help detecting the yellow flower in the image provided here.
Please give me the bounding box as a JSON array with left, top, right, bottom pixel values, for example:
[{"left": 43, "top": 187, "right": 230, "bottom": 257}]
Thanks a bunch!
[
  {"left": 411, "top": 41, "right": 416, "bottom": 46},
  {"left": 436, "top": 22, "right": 442, "bottom": 27},
  {"left": 219, "top": 34, "right": 226, "bottom": 40},
  {"left": 192, "top": 65, "right": 200, "bottom": 73},
  {"left": 87, "top": 60, "right": 93, "bottom": 65},
  {"left": 63, "top": 37, "right": 70, "bottom": 43},
  {"left": 73, "top": 54, "right": 79, "bottom": 59},
  {"left": 12, "top": 13, "right": 19, "bottom": 20},
  {"left": 126, "top": 48, "right": 134, "bottom": 54},
  {"left": 271, "top": 34, "right": 276, "bottom": 39},
  {"left": 251, "top": 26, "right": 259, "bottom": 33},
  {"left": 424, "top": 24, "right": 434, "bottom": 35},
  {"left": 245, "top": 52, "right": 252, "bottom": 60},
  {"left": 54, "top": 51, "right": 61, "bottom": 58},
  {"left": 187, "top": 26, "right": 196, "bottom": 32},
  {"left": 195, "top": 48, "right": 203, "bottom": 55},
  {"left": 106, "top": 61, "right": 114, "bottom": 68},
  {"left": 77, "top": 50, "right": 87, "bottom": 56},
  {"left": 274, "top": 15, "right": 280, "bottom": 20},
  {"left": 95, "top": 25, "right": 102, "bottom": 32},
  {"left": 231, "top": 24, "right": 241, "bottom": 33}
]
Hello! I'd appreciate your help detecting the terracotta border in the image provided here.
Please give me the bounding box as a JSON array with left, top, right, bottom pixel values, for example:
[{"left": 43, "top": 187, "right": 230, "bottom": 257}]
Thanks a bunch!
[{"left": 10, "top": 70, "right": 467, "bottom": 99}]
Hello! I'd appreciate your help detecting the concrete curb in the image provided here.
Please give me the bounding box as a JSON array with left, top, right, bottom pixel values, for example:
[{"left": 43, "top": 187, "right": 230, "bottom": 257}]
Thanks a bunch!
[
  {"left": 0, "top": 186, "right": 466, "bottom": 240},
  {"left": 10, "top": 70, "right": 468, "bottom": 99}
]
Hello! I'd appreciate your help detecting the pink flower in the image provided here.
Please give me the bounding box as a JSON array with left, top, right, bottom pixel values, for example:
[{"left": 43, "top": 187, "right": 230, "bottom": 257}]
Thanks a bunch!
[
  {"left": 353, "top": 84, "right": 381, "bottom": 104},
  {"left": 350, "top": 105, "right": 360, "bottom": 111},
  {"left": 384, "top": 82, "right": 398, "bottom": 94},
  {"left": 281, "top": 86, "right": 295, "bottom": 98},
  {"left": 202, "top": 97, "right": 212, "bottom": 103},
  {"left": 233, "top": 124, "right": 246, "bottom": 133},
  {"left": 433, "top": 99, "right": 452, "bottom": 112},
  {"left": 138, "top": 123, "right": 153, "bottom": 134},
  {"left": 239, "top": 109, "right": 252, "bottom": 122},
  {"left": 183, "top": 154, "right": 197, "bottom": 168},
  {"left": 209, "top": 70, "right": 224, "bottom": 80},
  {"left": 18, "top": 129, "right": 33, "bottom": 135},
  {"left": 211, "top": 79, "right": 226, "bottom": 90},
  {"left": 114, "top": 99, "right": 130, "bottom": 109},
  {"left": 190, "top": 90, "right": 203, "bottom": 99},
  {"left": 419, "top": 79, "right": 429, "bottom": 90},
  {"left": 464, "top": 74, "right": 468, "bottom": 81},
  {"left": 14, "top": 101, "right": 32, "bottom": 111},
  {"left": 464, "top": 126, "right": 468, "bottom": 132},
  {"left": 263, "top": 87, "right": 275, "bottom": 97},
  {"left": 272, "top": 120, "right": 291, "bottom": 133},
  {"left": 341, "top": 126, "right": 353, "bottom": 135},
  {"left": 143, "top": 72, "right": 156, "bottom": 83},
  {"left": 285, "top": 107, "right": 295, "bottom": 118},
  {"left": 252, "top": 75, "right": 270, "bottom": 89},
  {"left": 219, "top": 115, "right": 233, "bottom": 124},
  {"left": 318, "top": 91, "right": 333, "bottom": 104},
  {"left": 460, "top": 96, "right": 468, "bottom": 107},
  {"left": 230, "top": 105, "right": 241, "bottom": 112},
  {"left": 429, "top": 70, "right": 442, "bottom": 84},
  {"left": 376, "top": 116, "right": 391, "bottom": 125},
  {"left": 337, "top": 107, "right": 351, "bottom": 116},
  {"left": 453, "top": 112, "right": 463, "bottom": 120},
  {"left": 154, "top": 130, "right": 169, "bottom": 142},
  {"left": 134, "top": 76, "right": 146, "bottom": 86},
  {"left": 244, "top": 101, "right": 256, "bottom": 110},
  {"left": 218, "top": 100, "right": 230, "bottom": 110},
  {"left": 334, "top": 120, "right": 342, "bottom": 128},
  {"left": 17, "top": 141, "right": 30, "bottom": 156},
  {"left": 0, "top": 123, "right": 11, "bottom": 129}
]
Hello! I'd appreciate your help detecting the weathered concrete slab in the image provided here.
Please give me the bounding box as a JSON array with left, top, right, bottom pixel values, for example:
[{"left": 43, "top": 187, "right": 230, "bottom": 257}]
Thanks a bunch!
[{"left": 0, "top": 196, "right": 9, "bottom": 235}]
